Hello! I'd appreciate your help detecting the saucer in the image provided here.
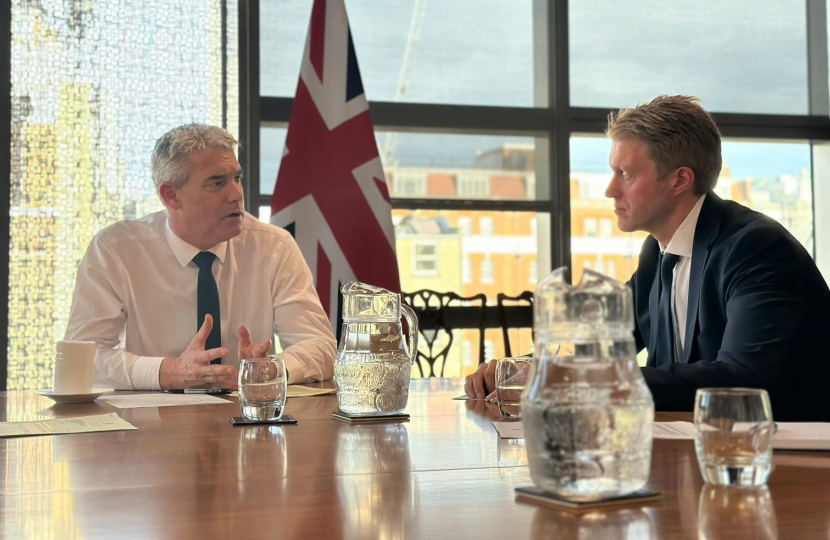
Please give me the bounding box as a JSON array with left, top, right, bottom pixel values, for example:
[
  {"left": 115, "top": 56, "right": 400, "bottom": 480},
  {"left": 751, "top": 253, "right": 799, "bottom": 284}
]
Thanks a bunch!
[{"left": 37, "top": 388, "right": 115, "bottom": 404}]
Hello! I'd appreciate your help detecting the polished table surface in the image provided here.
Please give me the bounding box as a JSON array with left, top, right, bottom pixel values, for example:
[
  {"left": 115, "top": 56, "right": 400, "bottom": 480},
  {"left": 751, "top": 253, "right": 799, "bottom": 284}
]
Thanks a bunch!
[{"left": 1, "top": 379, "right": 829, "bottom": 539}]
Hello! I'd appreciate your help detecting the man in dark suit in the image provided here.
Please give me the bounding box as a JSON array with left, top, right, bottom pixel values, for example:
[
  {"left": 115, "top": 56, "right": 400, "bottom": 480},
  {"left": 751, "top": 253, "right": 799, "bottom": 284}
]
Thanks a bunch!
[
  {"left": 467, "top": 95, "right": 830, "bottom": 421},
  {"left": 606, "top": 95, "right": 830, "bottom": 421}
]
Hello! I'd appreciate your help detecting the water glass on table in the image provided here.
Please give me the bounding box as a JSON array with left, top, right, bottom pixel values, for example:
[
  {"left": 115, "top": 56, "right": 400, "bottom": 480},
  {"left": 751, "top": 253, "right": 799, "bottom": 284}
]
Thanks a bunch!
[
  {"left": 694, "top": 388, "right": 774, "bottom": 486},
  {"left": 496, "top": 357, "right": 531, "bottom": 418},
  {"left": 238, "top": 357, "right": 287, "bottom": 421}
]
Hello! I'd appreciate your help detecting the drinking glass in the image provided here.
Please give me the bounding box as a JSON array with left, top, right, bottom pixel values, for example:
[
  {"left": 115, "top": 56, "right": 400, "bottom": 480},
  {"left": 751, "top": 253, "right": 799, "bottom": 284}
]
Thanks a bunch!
[
  {"left": 496, "top": 357, "right": 531, "bottom": 418},
  {"left": 238, "top": 357, "right": 287, "bottom": 421},
  {"left": 694, "top": 388, "right": 774, "bottom": 486}
]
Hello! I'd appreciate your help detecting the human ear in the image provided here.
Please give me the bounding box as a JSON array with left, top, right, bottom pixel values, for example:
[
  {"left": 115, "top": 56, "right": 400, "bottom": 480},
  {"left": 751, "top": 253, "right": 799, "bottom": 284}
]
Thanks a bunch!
[
  {"left": 159, "top": 182, "right": 182, "bottom": 209},
  {"left": 673, "top": 167, "right": 696, "bottom": 195}
]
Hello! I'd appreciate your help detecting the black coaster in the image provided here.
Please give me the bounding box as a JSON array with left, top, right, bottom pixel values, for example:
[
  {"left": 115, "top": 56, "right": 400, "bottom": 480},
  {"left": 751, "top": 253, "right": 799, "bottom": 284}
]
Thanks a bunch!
[
  {"left": 228, "top": 415, "right": 298, "bottom": 426},
  {"left": 332, "top": 410, "right": 410, "bottom": 423},
  {"left": 515, "top": 486, "right": 660, "bottom": 510}
]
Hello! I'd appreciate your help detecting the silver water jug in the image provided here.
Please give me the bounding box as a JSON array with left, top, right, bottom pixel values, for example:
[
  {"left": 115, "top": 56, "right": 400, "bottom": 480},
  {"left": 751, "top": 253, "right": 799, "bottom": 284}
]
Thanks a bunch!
[
  {"left": 334, "top": 282, "right": 418, "bottom": 415},
  {"left": 522, "top": 268, "right": 654, "bottom": 500}
]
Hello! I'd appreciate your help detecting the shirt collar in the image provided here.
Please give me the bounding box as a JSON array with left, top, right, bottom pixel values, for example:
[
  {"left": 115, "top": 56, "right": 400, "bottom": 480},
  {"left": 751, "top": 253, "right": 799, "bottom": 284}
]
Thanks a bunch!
[
  {"left": 164, "top": 218, "right": 228, "bottom": 267},
  {"left": 660, "top": 194, "right": 707, "bottom": 257}
]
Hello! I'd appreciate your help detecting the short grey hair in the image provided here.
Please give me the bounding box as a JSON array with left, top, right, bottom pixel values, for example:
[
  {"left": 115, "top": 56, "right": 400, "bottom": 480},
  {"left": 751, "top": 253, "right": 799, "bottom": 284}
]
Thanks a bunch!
[{"left": 151, "top": 124, "right": 238, "bottom": 191}]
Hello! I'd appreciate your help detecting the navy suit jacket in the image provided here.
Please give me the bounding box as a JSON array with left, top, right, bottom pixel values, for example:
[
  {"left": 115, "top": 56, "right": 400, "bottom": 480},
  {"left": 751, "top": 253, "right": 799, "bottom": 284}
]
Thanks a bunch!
[{"left": 631, "top": 193, "right": 830, "bottom": 420}]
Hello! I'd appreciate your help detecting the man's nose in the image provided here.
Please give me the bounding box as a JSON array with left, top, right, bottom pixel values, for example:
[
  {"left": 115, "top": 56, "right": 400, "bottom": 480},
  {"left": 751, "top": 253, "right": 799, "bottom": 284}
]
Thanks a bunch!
[
  {"left": 605, "top": 177, "right": 618, "bottom": 198},
  {"left": 228, "top": 180, "right": 244, "bottom": 202}
]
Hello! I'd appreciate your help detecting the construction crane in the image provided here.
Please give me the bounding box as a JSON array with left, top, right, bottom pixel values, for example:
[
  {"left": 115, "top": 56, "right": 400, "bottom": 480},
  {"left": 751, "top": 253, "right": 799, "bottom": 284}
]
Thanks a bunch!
[{"left": 381, "top": 0, "right": 428, "bottom": 167}]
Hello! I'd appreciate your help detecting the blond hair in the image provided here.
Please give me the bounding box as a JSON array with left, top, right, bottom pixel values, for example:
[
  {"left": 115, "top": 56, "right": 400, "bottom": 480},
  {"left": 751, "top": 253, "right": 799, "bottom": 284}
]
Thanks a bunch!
[{"left": 606, "top": 95, "right": 722, "bottom": 194}]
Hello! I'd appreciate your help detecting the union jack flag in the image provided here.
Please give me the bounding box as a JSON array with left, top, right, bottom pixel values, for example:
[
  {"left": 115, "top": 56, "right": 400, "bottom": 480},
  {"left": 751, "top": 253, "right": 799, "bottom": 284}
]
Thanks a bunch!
[{"left": 270, "top": 0, "right": 401, "bottom": 330}]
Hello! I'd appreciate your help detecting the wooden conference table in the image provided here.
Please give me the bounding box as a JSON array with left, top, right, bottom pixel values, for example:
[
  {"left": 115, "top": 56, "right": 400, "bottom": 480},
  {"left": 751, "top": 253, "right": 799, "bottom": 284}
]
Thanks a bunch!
[{"left": 1, "top": 379, "right": 829, "bottom": 539}]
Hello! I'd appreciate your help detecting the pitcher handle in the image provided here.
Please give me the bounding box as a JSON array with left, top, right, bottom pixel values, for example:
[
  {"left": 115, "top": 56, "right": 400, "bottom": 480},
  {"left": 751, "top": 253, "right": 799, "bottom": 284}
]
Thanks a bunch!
[{"left": 401, "top": 304, "right": 419, "bottom": 365}]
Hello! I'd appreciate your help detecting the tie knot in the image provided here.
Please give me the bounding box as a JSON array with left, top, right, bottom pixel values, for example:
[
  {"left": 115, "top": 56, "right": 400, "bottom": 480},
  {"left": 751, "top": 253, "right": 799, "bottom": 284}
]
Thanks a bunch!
[
  {"left": 662, "top": 252, "right": 680, "bottom": 270},
  {"left": 192, "top": 251, "right": 216, "bottom": 270}
]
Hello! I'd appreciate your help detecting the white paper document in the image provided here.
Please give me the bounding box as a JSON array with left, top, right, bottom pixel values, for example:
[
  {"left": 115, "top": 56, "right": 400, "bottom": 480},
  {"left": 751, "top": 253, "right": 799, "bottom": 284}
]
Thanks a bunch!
[
  {"left": 654, "top": 421, "right": 830, "bottom": 451},
  {"left": 228, "top": 386, "right": 336, "bottom": 398},
  {"left": 493, "top": 421, "right": 524, "bottom": 439},
  {"left": 287, "top": 386, "right": 336, "bottom": 398},
  {"left": 98, "top": 393, "right": 229, "bottom": 409},
  {"left": 0, "top": 412, "right": 137, "bottom": 438}
]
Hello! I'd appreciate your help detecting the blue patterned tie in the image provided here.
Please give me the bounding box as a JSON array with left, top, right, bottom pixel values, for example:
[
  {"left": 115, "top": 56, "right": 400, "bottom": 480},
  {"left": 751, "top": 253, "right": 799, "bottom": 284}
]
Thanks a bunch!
[
  {"left": 193, "top": 251, "right": 221, "bottom": 364},
  {"left": 657, "top": 252, "right": 680, "bottom": 367}
]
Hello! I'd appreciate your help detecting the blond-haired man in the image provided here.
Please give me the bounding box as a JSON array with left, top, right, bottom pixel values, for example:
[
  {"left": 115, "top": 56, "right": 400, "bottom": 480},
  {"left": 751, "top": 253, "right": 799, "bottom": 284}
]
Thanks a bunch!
[{"left": 468, "top": 96, "right": 830, "bottom": 420}]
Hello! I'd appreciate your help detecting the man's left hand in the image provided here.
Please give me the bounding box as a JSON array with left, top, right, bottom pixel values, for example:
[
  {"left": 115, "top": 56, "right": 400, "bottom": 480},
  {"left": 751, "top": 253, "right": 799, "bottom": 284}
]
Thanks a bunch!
[{"left": 238, "top": 324, "right": 272, "bottom": 361}]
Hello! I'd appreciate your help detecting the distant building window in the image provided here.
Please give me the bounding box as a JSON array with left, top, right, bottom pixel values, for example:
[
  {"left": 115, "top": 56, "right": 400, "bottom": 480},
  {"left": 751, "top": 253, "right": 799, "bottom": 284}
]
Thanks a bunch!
[
  {"left": 484, "top": 339, "right": 495, "bottom": 361},
  {"left": 412, "top": 242, "right": 439, "bottom": 275},
  {"left": 462, "top": 340, "right": 473, "bottom": 367},
  {"left": 607, "top": 260, "right": 617, "bottom": 279},
  {"left": 584, "top": 217, "right": 598, "bottom": 237},
  {"left": 529, "top": 259, "right": 538, "bottom": 284},
  {"left": 457, "top": 173, "right": 490, "bottom": 198},
  {"left": 595, "top": 259, "right": 606, "bottom": 275},
  {"left": 600, "top": 218, "right": 613, "bottom": 237},
  {"left": 481, "top": 257, "right": 494, "bottom": 283},
  {"left": 392, "top": 171, "right": 427, "bottom": 196},
  {"left": 480, "top": 217, "right": 494, "bottom": 236},
  {"left": 458, "top": 217, "right": 472, "bottom": 236}
]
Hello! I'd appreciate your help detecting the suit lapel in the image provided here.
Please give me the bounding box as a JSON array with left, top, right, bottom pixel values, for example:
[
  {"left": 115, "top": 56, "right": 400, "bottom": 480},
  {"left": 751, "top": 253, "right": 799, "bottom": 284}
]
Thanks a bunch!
[{"left": 683, "top": 194, "right": 725, "bottom": 363}]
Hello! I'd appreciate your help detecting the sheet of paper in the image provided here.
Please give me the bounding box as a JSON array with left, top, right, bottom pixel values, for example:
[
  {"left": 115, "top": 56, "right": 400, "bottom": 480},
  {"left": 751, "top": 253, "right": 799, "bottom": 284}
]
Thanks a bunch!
[
  {"left": 493, "top": 421, "right": 524, "bottom": 439},
  {"left": 453, "top": 395, "right": 485, "bottom": 401},
  {"left": 98, "top": 393, "right": 229, "bottom": 409},
  {"left": 654, "top": 421, "right": 830, "bottom": 451},
  {"left": 228, "top": 386, "right": 337, "bottom": 398},
  {"left": 0, "top": 412, "right": 137, "bottom": 438},
  {"left": 652, "top": 421, "right": 697, "bottom": 439},
  {"left": 287, "top": 386, "right": 336, "bottom": 398}
]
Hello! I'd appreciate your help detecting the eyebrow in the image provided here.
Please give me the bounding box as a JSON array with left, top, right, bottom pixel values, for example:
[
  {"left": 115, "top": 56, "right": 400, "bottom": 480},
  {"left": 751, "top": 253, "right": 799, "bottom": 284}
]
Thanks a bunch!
[{"left": 204, "top": 168, "right": 244, "bottom": 182}]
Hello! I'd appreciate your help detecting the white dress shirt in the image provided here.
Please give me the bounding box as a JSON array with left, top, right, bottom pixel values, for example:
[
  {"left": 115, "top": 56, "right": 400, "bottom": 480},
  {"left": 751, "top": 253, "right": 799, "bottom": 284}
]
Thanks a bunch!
[
  {"left": 65, "top": 211, "right": 336, "bottom": 390},
  {"left": 659, "top": 194, "right": 707, "bottom": 350}
]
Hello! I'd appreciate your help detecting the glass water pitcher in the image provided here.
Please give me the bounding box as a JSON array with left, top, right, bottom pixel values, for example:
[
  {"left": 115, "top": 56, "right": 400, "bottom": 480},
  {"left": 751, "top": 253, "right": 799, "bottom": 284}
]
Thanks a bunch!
[
  {"left": 522, "top": 268, "right": 654, "bottom": 501},
  {"left": 334, "top": 282, "right": 418, "bottom": 415}
]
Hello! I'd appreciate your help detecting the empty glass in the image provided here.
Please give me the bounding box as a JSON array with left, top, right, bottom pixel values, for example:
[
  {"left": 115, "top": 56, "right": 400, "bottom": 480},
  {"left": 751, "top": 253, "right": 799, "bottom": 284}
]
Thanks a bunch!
[
  {"left": 694, "top": 388, "right": 774, "bottom": 486},
  {"left": 496, "top": 357, "right": 531, "bottom": 418},
  {"left": 238, "top": 357, "right": 287, "bottom": 421}
]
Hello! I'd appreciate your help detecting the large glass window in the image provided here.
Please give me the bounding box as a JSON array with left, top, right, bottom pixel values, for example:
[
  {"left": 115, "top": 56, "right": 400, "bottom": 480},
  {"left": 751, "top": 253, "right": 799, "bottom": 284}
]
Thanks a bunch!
[
  {"left": 569, "top": 0, "right": 809, "bottom": 114},
  {"left": 260, "top": 0, "right": 535, "bottom": 107},
  {"left": 8, "top": 1, "right": 236, "bottom": 389}
]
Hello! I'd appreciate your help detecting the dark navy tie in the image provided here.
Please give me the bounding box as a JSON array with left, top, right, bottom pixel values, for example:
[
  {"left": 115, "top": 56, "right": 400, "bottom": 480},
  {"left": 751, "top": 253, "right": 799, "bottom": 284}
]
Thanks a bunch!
[
  {"left": 193, "top": 251, "right": 221, "bottom": 364},
  {"left": 656, "top": 252, "right": 680, "bottom": 367}
]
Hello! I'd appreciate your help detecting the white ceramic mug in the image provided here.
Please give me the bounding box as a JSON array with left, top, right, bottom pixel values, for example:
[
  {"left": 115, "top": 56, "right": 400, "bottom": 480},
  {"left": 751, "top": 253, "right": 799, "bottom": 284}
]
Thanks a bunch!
[{"left": 54, "top": 340, "right": 95, "bottom": 393}]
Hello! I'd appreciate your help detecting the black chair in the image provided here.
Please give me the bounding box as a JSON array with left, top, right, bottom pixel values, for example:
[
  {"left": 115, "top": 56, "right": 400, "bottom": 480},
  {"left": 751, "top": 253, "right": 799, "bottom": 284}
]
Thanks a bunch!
[
  {"left": 402, "top": 290, "right": 487, "bottom": 377},
  {"left": 496, "top": 291, "right": 534, "bottom": 358}
]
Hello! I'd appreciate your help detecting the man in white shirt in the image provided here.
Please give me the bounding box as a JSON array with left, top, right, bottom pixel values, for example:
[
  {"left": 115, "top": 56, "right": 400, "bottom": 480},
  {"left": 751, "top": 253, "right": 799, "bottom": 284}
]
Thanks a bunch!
[{"left": 65, "top": 124, "right": 336, "bottom": 390}]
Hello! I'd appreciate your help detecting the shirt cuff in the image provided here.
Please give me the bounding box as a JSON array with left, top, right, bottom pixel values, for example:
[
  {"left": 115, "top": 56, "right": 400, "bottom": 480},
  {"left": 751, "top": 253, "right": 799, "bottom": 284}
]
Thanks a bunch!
[
  {"left": 282, "top": 354, "right": 304, "bottom": 385},
  {"left": 131, "top": 356, "right": 165, "bottom": 390}
]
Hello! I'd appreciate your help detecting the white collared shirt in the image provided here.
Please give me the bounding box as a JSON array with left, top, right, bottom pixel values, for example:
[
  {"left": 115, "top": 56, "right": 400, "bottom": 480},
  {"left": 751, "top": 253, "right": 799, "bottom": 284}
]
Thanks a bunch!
[
  {"left": 658, "top": 194, "right": 707, "bottom": 349},
  {"left": 65, "top": 211, "right": 336, "bottom": 390}
]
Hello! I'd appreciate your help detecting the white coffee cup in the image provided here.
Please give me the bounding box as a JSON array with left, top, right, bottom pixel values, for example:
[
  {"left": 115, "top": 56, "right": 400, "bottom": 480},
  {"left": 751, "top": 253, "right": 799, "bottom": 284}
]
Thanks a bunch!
[{"left": 54, "top": 340, "right": 95, "bottom": 393}]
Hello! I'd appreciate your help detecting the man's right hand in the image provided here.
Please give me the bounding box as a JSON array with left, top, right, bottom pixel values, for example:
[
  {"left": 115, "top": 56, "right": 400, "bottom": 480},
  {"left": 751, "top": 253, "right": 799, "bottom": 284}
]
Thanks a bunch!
[
  {"left": 159, "top": 315, "right": 237, "bottom": 389},
  {"left": 464, "top": 359, "right": 497, "bottom": 400}
]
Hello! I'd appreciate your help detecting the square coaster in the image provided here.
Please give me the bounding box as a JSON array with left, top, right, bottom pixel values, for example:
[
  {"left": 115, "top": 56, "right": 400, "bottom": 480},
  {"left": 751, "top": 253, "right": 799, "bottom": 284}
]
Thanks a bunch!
[
  {"left": 332, "top": 410, "right": 410, "bottom": 423},
  {"left": 514, "top": 486, "right": 660, "bottom": 510},
  {"left": 228, "top": 415, "right": 298, "bottom": 426}
]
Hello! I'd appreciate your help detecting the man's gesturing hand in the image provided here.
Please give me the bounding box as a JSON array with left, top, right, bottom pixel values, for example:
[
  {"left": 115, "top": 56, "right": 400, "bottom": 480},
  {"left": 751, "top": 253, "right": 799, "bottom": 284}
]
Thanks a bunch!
[
  {"left": 238, "top": 324, "right": 272, "bottom": 361},
  {"left": 159, "top": 314, "right": 237, "bottom": 389}
]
